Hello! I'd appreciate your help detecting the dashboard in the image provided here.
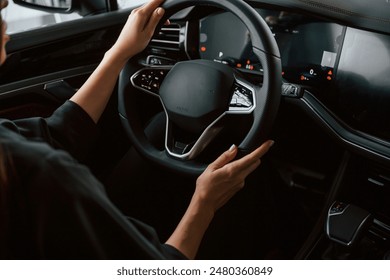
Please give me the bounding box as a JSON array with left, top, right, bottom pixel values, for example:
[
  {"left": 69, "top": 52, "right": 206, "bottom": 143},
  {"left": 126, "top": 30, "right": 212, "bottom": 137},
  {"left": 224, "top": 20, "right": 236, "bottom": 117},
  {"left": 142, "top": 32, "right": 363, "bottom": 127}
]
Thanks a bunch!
[{"left": 197, "top": 9, "right": 390, "bottom": 143}]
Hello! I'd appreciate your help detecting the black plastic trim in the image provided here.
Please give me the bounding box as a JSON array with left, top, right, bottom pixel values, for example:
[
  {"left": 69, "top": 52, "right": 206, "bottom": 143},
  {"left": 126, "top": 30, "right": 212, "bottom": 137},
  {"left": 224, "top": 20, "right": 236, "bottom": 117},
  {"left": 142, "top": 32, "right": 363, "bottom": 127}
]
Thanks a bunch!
[
  {"left": 292, "top": 91, "right": 390, "bottom": 166},
  {"left": 246, "top": 0, "right": 390, "bottom": 35},
  {"left": 0, "top": 65, "right": 97, "bottom": 95}
]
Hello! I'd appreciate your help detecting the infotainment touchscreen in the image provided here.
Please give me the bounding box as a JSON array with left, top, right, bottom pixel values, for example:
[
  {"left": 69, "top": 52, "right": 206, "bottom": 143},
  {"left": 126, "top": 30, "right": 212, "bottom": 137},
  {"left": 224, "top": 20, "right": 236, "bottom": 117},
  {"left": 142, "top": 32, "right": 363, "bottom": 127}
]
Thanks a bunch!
[
  {"left": 272, "top": 17, "right": 344, "bottom": 87},
  {"left": 336, "top": 28, "right": 390, "bottom": 142}
]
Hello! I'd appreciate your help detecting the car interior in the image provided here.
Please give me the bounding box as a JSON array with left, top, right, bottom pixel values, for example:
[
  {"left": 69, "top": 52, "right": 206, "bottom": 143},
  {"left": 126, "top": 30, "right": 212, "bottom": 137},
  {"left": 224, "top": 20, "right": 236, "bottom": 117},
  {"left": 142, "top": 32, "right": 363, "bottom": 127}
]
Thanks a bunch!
[{"left": 1, "top": 0, "right": 390, "bottom": 259}]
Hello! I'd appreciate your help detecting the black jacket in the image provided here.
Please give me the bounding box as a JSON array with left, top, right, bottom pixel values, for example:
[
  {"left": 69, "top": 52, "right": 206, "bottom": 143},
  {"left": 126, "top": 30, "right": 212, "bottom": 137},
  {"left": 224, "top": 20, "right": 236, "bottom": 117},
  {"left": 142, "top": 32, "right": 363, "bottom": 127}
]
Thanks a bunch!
[{"left": 0, "top": 101, "right": 185, "bottom": 259}]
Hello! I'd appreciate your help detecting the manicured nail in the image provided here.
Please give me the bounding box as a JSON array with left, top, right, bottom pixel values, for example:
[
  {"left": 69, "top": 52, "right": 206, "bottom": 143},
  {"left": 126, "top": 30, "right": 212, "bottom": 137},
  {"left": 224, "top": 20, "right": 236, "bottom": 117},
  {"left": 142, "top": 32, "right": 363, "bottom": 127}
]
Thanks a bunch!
[
  {"left": 229, "top": 144, "right": 236, "bottom": 152},
  {"left": 156, "top": 7, "right": 164, "bottom": 15}
]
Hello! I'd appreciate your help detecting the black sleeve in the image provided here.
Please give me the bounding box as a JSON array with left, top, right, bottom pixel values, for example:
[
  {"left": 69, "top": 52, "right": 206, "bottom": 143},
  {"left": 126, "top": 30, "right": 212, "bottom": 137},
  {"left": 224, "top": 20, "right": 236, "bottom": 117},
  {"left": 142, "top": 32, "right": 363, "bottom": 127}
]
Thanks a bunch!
[
  {"left": 13, "top": 100, "right": 98, "bottom": 161},
  {"left": 45, "top": 100, "right": 98, "bottom": 161},
  {"left": 127, "top": 217, "right": 188, "bottom": 260},
  {"left": 28, "top": 150, "right": 187, "bottom": 260}
]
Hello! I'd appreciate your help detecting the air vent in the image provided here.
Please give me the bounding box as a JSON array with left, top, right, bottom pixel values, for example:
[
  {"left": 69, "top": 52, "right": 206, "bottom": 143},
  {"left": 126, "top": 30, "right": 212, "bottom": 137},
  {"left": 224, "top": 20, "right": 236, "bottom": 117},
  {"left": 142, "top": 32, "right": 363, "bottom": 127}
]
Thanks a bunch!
[
  {"left": 366, "top": 165, "right": 390, "bottom": 189},
  {"left": 367, "top": 219, "right": 390, "bottom": 245},
  {"left": 150, "top": 23, "right": 181, "bottom": 51}
]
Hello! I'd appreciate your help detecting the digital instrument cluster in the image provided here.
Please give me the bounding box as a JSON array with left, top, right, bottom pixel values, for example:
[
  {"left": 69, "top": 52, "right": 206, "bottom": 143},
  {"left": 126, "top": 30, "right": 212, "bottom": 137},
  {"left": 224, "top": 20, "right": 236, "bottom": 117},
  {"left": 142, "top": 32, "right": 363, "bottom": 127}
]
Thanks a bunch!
[{"left": 199, "top": 10, "right": 345, "bottom": 87}]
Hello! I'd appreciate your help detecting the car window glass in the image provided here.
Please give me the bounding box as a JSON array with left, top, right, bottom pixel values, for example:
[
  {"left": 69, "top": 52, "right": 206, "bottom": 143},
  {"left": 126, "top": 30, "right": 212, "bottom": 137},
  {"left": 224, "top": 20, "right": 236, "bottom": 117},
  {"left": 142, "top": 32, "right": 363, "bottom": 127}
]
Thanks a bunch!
[
  {"left": 117, "top": 0, "right": 147, "bottom": 9},
  {"left": 6, "top": 0, "right": 149, "bottom": 34},
  {"left": 5, "top": 0, "right": 81, "bottom": 34}
]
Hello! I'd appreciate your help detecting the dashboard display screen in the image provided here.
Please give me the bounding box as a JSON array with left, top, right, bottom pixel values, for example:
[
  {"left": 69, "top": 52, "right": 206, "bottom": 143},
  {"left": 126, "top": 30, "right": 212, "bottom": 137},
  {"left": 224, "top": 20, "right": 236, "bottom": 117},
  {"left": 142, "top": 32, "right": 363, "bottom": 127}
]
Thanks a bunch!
[
  {"left": 336, "top": 28, "right": 390, "bottom": 141},
  {"left": 199, "top": 10, "right": 345, "bottom": 86},
  {"left": 199, "top": 12, "right": 261, "bottom": 71}
]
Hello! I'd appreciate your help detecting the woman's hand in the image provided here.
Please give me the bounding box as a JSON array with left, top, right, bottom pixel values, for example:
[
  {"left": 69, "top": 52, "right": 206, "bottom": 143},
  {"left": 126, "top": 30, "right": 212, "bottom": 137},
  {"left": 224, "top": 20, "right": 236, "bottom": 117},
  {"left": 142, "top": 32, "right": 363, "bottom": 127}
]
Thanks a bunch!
[
  {"left": 70, "top": 0, "right": 166, "bottom": 123},
  {"left": 194, "top": 140, "right": 275, "bottom": 213},
  {"left": 110, "top": 0, "right": 166, "bottom": 63},
  {"left": 166, "top": 140, "right": 274, "bottom": 259}
]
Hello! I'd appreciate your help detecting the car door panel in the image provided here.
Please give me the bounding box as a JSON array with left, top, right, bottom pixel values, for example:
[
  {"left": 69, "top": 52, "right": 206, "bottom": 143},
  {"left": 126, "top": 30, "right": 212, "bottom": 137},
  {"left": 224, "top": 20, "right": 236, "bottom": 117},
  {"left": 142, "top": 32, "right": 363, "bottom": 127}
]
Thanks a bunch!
[{"left": 0, "top": 9, "right": 130, "bottom": 115}]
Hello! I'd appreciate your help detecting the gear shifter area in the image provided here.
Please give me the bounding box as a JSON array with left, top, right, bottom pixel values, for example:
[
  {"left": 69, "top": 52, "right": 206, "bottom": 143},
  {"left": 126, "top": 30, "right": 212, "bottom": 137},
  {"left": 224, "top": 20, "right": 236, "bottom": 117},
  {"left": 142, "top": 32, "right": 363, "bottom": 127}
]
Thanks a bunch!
[
  {"left": 317, "top": 201, "right": 390, "bottom": 259},
  {"left": 326, "top": 201, "right": 372, "bottom": 246}
]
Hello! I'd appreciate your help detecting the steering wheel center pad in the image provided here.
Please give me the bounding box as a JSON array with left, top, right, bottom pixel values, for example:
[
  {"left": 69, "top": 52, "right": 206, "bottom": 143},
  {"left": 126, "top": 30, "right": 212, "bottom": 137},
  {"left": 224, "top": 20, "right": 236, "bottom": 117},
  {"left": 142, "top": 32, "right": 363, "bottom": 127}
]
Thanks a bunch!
[{"left": 160, "top": 60, "right": 234, "bottom": 135}]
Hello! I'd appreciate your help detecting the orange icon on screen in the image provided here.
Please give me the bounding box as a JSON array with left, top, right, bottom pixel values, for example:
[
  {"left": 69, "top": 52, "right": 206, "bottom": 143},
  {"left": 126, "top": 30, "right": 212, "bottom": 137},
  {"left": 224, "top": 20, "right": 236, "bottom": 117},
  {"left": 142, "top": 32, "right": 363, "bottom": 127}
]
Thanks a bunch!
[{"left": 200, "top": 46, "right": 207, "bottom": 52}]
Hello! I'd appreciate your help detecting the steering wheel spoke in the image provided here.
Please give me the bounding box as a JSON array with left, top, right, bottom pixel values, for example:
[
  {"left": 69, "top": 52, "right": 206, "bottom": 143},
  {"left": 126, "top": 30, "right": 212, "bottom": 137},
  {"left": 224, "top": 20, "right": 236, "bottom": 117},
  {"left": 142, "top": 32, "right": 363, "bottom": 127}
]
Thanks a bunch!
[
  {"left": 164, "top": 111, "right": 225, "bottom": 160},
  {"left": 130, "top": 66, "right": 172, "bottom": 97}
]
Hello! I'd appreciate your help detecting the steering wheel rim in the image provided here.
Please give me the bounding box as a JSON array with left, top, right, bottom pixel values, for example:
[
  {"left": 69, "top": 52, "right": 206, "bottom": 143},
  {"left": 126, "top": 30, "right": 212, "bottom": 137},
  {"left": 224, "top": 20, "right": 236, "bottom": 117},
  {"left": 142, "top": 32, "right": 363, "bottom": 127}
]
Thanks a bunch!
[{"left": 118, "top": 0, "right": 282, "bottom": 176}]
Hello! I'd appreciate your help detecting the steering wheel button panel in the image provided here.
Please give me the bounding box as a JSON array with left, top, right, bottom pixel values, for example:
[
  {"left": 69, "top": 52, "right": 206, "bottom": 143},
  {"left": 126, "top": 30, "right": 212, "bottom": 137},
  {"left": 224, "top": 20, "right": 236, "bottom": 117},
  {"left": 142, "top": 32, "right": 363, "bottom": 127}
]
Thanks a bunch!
[{"left": 131, "top": 67, "right": 171, "bottom": 96}]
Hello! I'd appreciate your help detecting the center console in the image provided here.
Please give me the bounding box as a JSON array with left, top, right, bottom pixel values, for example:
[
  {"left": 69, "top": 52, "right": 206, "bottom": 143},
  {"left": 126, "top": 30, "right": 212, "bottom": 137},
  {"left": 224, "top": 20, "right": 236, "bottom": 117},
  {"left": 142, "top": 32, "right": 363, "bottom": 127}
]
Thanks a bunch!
[{"left": 304, "top": 155, "right": 390, "bottom": 259}]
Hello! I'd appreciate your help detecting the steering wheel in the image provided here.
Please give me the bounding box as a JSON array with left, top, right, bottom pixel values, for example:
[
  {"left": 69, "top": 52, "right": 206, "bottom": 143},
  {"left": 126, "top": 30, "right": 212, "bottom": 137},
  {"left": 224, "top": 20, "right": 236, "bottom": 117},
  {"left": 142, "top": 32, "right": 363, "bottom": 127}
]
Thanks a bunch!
[{"left": 118, "top": 0, "right": 282, "bottom": 176}]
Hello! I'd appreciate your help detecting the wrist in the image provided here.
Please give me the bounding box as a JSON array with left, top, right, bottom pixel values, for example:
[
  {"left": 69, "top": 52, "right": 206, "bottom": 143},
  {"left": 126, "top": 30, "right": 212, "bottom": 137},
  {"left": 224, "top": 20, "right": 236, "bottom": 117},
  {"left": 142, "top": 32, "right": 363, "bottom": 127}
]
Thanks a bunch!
[
  {"left": 189, "top": 193, "right": 215, "bottom": 221},
  {"left": 104, "top": 47, "right": 132, "bottom": 68}
]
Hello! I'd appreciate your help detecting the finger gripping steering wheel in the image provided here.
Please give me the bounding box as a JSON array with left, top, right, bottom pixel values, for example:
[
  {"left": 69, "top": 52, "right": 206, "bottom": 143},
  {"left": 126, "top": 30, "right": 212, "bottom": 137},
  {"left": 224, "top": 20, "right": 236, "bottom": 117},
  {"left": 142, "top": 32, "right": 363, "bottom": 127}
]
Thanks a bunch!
[{"left": 118, "top": 0, "right": 282, "bottom": 176}]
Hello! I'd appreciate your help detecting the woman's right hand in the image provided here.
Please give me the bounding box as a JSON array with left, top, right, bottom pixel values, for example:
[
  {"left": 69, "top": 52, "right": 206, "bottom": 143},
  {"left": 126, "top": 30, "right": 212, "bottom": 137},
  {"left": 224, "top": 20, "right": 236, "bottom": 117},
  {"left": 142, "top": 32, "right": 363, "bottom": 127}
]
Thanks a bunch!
[{"left": 194, "top": 140, "right": 274, "bottom": 213}]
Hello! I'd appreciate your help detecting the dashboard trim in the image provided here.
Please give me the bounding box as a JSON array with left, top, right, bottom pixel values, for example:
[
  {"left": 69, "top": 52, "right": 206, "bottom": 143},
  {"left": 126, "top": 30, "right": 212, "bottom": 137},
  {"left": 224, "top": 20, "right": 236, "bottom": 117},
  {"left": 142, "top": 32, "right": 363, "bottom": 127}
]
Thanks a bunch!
[{"left": 295, "top": 91, "right": 390, "bottom": 165}]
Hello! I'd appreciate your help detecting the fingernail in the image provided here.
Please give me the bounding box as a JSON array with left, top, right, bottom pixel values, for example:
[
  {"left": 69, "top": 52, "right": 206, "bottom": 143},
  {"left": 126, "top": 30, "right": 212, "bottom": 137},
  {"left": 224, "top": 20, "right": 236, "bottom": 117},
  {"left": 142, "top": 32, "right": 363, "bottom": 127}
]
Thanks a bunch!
[
  {"left": 269, "top": 140, "right": 275, "bottom": 147},
  {"left": 229, "top": 144, "right": 236, "bottom": 152},
  {"left": 156, "top": 7, "right": 164, "bottom": 15}
]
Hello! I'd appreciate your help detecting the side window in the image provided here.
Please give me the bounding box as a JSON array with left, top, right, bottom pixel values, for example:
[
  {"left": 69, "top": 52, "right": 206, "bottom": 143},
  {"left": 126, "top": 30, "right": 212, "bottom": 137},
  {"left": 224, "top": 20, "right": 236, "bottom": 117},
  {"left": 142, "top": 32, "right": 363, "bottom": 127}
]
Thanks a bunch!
[
  {"left": 6, "top": 0, "right": 81, "bottom": 34},
  {"left": 117, "top": 0, "right": 147, "bottom": 9},
  {"left": 6, "top": 0, "right": 149, "bottom": 34}
]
